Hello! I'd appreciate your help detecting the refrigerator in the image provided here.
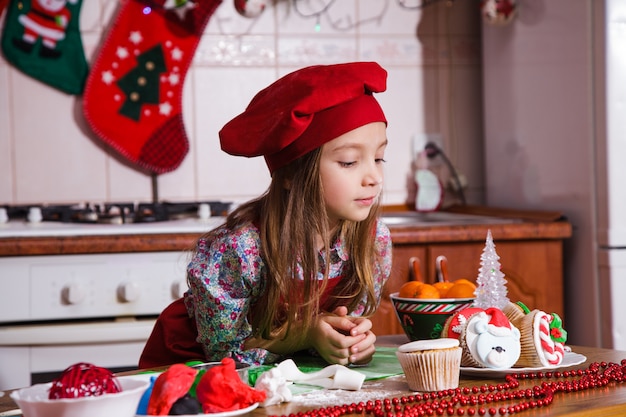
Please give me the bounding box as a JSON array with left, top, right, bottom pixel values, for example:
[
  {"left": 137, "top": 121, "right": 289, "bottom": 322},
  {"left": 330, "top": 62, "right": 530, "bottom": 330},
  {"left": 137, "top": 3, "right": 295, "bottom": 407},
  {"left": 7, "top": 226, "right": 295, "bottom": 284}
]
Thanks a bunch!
[
  {"left": 595, "top": 0, "right": 626, "bottom": 350},
  {"left": 481, "top": 0, "right": 626, "bottom": 349}
]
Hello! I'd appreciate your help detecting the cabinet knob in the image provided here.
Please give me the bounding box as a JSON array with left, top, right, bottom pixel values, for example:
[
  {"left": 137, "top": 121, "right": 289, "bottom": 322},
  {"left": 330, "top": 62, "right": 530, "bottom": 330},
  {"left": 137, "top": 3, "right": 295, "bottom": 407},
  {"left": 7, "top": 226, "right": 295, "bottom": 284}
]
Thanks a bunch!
[
  {"left": 118, "top": 282, "right": 141, "bottom": 302},
  {"left": 27, "top": 207, "right": 43, "bottom": 223},
  {"left": 61, "top": 283, "right": 86, "bottom": 305}
]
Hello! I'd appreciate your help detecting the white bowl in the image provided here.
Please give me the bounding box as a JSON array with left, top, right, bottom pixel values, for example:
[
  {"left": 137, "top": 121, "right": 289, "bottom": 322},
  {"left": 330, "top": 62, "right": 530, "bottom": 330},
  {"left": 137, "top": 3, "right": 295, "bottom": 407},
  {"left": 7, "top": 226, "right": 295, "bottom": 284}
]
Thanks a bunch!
[{"left": 10, "top": 376, "right": 150, "bottom": 417}]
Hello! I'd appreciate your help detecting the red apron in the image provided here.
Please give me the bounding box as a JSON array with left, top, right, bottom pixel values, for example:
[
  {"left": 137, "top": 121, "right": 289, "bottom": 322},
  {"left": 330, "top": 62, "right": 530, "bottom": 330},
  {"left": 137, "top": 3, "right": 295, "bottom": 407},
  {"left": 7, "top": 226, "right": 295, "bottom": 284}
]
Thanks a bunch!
[
  {"left": 139, "top": 296, "right": 205, "bottom": 368},
  {"left": 139, "top": 277, "right": 343, "bottom": 368}
]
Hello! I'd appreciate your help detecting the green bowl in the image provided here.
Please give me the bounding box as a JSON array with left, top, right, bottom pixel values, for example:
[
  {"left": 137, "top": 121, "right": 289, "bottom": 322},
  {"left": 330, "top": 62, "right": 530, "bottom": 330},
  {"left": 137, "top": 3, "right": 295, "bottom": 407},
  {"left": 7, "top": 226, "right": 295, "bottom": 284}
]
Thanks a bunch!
[{"left": 390, "top": 292, "right": 474, "bottom": 341}]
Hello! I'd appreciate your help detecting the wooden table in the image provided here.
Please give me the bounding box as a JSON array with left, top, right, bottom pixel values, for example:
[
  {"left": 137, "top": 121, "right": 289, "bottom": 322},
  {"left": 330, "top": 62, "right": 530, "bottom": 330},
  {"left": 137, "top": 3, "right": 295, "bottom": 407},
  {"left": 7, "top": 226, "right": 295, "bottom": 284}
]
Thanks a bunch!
[
  {"left": 2, "top": 335, "right": 626, "bottom": 417},
  {"left": 254, "top": 335, "right": 626, "bottom": 417}
]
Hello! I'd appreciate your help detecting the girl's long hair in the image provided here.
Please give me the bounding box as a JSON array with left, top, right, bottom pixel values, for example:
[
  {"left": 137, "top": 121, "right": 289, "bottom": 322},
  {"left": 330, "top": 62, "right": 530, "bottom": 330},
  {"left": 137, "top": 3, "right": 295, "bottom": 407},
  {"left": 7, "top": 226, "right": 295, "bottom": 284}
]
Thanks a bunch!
[{"left": 195, "top": 148, "right": 382, "bottom": 343}]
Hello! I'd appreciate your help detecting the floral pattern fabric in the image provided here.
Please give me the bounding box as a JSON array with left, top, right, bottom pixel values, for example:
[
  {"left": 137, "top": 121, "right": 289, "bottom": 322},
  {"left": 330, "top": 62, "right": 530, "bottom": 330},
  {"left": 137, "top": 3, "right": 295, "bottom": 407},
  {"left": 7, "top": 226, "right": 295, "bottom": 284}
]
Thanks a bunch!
[{"left": 185, "top": 219, "right": 392, "bottom": 365}]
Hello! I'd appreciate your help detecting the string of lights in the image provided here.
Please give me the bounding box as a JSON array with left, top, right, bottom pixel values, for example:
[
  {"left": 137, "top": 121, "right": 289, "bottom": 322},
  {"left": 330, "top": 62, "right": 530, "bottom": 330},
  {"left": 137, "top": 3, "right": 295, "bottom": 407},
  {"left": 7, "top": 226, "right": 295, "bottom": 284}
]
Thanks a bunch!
[
  {"left": 227, "top": 0, "right": 454, "bottom": 34},
  {"left": 289, "top": 0, "right": 452, "bottom": 32}
]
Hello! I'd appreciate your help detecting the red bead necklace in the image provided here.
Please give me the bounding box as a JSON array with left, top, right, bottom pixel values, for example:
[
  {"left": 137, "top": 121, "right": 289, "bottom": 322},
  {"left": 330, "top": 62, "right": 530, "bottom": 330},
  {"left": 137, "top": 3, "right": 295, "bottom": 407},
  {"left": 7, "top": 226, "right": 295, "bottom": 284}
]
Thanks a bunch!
[{"left": 270, "top": 360, "right": 626, "bottom": 417}]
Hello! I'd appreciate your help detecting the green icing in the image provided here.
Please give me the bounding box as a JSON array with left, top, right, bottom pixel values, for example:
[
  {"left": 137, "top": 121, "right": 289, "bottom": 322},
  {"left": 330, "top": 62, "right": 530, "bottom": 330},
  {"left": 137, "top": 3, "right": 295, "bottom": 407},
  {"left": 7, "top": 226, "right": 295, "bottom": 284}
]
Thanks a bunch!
[
  {"left": 549, "top": 313, "right": 568, "bottom": 343},
  {"left": 516, "top": 301, "right": 531, "bottom": 314}
]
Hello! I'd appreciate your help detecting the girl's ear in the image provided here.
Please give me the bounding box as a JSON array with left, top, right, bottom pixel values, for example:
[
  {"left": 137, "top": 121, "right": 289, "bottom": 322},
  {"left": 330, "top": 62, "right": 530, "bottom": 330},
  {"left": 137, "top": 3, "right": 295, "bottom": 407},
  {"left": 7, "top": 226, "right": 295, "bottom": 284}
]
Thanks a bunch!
[{"left": 283, "top": 178, "right": 292, "bottom": 190}]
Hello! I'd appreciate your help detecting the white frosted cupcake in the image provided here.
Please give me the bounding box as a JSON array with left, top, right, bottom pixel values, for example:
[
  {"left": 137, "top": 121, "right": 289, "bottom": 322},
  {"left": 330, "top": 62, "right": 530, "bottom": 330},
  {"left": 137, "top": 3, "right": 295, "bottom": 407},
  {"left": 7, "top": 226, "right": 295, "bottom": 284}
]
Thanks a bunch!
[
  {"left": 396, "top": 338, "right": 462, "bottom": 392},
  {"left": 458, "top": 307, "right": 521, "bottom": 369}
]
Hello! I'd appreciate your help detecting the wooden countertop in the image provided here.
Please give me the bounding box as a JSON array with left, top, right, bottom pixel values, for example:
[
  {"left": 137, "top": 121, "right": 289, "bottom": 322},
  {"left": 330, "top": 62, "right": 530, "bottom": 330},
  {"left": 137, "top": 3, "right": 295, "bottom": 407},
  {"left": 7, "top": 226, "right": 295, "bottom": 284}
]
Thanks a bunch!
[
  {"left": 251, "top": 336, "right": 626, "bottom": 417},
  {"left": 1, "top": 335, "right": 625, "bottom": 417},
  {"left": 0, "top": 206, "right": 572, "bottom": 257}
]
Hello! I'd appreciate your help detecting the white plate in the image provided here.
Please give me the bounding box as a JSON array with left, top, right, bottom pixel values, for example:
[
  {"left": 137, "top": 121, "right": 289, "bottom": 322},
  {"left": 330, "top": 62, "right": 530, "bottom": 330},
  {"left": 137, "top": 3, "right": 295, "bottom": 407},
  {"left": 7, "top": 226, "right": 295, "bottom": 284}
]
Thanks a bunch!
[
  {"left": 137, "top": 402, "right": 259, "bottom": 417},
  {"left": 460, "top": 351, "right": 587, "bottom": 378}
]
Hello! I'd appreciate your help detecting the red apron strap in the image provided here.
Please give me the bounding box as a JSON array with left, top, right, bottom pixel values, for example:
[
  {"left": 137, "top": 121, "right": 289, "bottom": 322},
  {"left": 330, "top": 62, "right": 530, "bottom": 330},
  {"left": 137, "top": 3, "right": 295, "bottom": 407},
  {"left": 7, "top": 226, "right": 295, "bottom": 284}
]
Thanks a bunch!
[{"left": 139, "top": 297, "right": 205, "bottom": 368}]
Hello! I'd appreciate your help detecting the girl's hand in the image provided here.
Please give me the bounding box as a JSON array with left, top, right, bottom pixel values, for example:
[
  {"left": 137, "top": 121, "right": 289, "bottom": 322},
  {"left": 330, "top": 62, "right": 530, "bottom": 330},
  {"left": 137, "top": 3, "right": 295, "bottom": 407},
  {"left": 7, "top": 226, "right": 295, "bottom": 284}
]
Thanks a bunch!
[
  {"left": 310, "top": 307, "right": 377, "bottom": 365},
  {"left": 332, "top": 306, "right": 377, "bottom": 365}
]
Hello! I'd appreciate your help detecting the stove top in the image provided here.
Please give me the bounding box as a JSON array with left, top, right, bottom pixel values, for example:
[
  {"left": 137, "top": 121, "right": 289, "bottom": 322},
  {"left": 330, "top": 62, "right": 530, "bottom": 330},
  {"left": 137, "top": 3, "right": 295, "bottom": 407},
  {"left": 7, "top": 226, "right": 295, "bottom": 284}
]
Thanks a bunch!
[
  {"left": 0, "top": 217, "right": 227, "bottom": 237},
  {"left": 0, "top": 201, "right": 231, "bottom": 223},
  {"left": 0, "top": 201, "right": 231, "bottom": 237}
]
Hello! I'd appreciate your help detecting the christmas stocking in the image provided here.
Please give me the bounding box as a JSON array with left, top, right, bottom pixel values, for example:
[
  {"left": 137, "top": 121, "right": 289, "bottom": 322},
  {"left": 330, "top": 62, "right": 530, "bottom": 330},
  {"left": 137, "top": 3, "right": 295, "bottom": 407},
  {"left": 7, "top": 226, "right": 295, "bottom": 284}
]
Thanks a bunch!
[
  {"left": 83, "top": 0, "right": 222, "bottom": 174},
  {"left": 1, "top": 0, "right": 88, "bottom": 95}
]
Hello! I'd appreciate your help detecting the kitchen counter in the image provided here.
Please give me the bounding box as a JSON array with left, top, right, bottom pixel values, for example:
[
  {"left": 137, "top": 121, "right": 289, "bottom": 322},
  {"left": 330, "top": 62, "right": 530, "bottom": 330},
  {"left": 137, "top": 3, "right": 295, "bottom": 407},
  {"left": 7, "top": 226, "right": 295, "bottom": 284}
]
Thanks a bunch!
[
  {"left": 0, "top": 205, "right": 572, "bottom": 256},
  {"left": 0, "top": 205, "right": 572, "bottom": 337}
]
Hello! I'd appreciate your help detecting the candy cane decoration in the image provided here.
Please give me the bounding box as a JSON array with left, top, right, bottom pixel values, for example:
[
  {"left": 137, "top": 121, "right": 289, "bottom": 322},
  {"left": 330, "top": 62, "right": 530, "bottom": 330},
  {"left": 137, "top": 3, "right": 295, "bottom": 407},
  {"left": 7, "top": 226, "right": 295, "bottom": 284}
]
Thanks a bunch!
[{"left": 538, "top": 312, "right": 565, "bottom": 366}]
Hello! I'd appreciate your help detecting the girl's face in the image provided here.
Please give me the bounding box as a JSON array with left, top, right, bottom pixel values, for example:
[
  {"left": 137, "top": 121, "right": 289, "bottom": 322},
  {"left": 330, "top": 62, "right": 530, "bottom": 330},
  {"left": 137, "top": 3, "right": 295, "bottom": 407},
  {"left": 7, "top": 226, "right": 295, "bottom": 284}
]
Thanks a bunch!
[{"left": 319, "top": 122, "right": 387, "bottom": 226}]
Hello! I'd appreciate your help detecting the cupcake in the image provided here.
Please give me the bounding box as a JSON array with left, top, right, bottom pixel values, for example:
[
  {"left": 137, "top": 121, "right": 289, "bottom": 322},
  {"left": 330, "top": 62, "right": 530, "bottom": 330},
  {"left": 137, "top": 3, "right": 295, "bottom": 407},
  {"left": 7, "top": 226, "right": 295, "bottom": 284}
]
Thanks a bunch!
[
  {"left": 444, "top": 307, "right": 521, "bottom": 369},
  {"left": 442, "top": 307, "right": 484, "bottom": 340},
  {"left": 396, "top": 338, "right": 462, "bottom": 392},
  {"left": 514, "top": 309, "right": 567, "bottom": 367},
  {"left": 502, "top": 301, "right": 527, "bottom": 323}
]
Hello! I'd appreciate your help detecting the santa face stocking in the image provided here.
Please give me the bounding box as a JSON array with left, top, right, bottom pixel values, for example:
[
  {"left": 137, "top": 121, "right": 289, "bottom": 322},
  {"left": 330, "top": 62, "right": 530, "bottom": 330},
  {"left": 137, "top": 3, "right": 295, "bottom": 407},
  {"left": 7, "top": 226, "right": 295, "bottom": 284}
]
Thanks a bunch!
[
  {"left": 1, "top": 0, "right": 88, "bottom": 95},
  {"left": 83, "top": 0, "right": 222, "bottom": 174}
]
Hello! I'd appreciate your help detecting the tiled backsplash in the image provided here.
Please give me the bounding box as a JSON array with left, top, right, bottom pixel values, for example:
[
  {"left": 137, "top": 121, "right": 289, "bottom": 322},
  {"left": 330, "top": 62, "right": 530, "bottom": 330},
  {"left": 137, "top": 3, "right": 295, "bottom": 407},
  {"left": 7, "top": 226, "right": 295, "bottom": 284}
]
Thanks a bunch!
[{"left": 0, "top": 0, "right": 484, "bottom": 207}]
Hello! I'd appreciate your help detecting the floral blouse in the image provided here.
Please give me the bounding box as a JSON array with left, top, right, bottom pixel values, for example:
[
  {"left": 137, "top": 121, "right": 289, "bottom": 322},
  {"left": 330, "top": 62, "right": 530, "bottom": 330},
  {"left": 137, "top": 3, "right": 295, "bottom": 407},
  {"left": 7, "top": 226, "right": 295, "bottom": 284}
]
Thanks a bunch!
[{"left": 184, "top": 219, "right": 392, "bottom": 366}]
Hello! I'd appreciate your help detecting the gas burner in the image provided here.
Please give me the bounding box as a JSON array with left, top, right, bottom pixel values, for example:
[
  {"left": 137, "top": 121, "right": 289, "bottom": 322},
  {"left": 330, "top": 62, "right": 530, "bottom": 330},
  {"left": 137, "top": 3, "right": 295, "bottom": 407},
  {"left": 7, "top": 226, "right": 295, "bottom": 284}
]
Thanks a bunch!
[{"left": 0, "top": 201, "right": 232, "bottom": 224}]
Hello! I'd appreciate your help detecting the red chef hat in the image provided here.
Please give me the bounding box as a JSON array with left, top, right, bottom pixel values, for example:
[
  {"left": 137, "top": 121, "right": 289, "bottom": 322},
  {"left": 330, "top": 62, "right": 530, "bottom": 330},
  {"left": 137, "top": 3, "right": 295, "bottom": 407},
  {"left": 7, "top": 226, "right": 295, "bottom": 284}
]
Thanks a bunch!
[{"left": 219, "top": 62, "right": 388, "bottom": 173}]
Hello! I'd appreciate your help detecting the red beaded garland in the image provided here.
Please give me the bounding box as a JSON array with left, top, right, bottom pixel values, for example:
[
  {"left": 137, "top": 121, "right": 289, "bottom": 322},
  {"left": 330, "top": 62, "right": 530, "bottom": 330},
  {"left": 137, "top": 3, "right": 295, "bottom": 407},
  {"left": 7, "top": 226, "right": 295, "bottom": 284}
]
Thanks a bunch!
[{"left": 269, "top": 361, "right": 626, "bottom": 417}]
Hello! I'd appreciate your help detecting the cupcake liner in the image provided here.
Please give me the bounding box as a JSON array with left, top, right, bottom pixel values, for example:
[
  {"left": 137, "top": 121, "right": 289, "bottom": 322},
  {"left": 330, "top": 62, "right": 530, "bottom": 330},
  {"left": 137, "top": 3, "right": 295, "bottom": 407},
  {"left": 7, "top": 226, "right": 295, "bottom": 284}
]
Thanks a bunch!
[
  {"left": 502, "top": 302, "right": 527, "bottom": 324},
  {"left": 515, "top": 310, "right": 549, "bottom": 367},
  {"left": 396, "top": 347, "right": 462, "bottom": 392},
  {"left": 458, "top": 328, "right": 481, "bottom": 367}
]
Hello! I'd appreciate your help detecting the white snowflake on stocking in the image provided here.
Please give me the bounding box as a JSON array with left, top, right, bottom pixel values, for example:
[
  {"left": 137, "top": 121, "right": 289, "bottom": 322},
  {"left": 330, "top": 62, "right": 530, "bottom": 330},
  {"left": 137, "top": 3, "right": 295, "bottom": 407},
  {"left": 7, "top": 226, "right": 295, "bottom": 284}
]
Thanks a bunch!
[{"left": 474, "top": 229, "right": 510, "bottom": 309}]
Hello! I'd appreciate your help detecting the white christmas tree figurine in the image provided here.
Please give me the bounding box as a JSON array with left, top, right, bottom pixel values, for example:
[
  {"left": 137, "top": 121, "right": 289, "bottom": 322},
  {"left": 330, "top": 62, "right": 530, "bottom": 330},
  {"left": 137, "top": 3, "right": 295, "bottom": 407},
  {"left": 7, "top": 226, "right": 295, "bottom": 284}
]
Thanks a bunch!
[{"left": 474, "top": 229, "right": 510, "bottom": 309}]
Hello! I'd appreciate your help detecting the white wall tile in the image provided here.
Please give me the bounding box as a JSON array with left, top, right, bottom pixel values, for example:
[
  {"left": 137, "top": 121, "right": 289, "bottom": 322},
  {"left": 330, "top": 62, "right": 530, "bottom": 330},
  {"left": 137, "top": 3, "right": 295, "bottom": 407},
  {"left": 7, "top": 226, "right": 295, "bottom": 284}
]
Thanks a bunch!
[
  {"left": 195, "top": 34, "right": 276, "bottom": 66},
  {"left": 0, "top": 60, "right": 12, "bottom": 202},
  {"left": 278, "top": 35, "right": 357, "bottom": 65},
  {"left": 0, "top": 0, "right": 484, "bottom": 207},
  {"left": 192, "top": 66, "right": 274, "bottom": 201},
  {"left": 276, "top": 0, "right": 357, "bottom": 35},
  {"left": 10, "top": 72, "right": 108, "bottom": 204},
  {"left": 357, "top": 0, "right": 423, "bottom": 36},
  {"left": 359, "top": 35, "right": 424, "bottom": 66}
]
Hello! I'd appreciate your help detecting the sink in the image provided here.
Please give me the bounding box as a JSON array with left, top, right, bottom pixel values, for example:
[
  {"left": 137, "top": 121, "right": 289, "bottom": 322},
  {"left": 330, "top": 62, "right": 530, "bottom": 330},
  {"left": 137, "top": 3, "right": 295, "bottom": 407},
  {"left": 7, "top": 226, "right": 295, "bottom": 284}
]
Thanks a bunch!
[{"left": 381, "top": 211, "right": 520, "bottom": 226}]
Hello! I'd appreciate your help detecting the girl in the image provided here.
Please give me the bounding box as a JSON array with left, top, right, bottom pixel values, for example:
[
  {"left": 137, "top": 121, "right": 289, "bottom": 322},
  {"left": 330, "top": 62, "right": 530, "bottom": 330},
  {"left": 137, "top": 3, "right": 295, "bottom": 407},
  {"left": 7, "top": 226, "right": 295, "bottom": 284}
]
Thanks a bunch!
[{"left": 140, "top": 62, "right": 392, "bottom": 368}]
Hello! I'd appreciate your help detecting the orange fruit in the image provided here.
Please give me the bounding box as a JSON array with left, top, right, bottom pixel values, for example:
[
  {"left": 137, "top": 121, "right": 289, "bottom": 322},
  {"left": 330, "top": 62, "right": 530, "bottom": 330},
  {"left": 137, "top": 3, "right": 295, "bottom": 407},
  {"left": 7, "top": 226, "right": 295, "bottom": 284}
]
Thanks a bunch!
[
  {"left": 455, "top": 278, "right": 475, "bottom": 286},
  {"left": 433, "top": 281, "right": 454, "bottom": 298},
  {"left": 413, "top": 283, "right": 441, "bottom": 299},
  {"left": 399, "top": 281, "right": 424, "bottom": 298},
  {"left": 446, "top": 280, "right": 477, "bottom": 298}
]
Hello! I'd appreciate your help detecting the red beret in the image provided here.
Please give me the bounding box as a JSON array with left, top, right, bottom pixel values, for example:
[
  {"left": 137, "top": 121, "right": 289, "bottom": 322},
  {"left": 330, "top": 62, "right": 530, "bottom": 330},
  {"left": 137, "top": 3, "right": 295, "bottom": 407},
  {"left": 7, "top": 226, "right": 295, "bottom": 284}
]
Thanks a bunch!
[{"left": 219, "top": 62, "right": 388, "bottom": 173}]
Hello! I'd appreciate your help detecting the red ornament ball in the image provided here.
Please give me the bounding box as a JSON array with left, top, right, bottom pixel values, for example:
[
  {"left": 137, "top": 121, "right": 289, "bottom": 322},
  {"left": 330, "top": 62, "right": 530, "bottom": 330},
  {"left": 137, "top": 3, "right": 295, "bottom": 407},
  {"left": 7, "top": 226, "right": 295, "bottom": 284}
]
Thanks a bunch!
[
  {"left": 234, "top": 0, "right": 266, "bottom": 18},
  {"left": 480, "top": 0, "right": 517, "bottom": 25},
  {"left": 48, "top": 363, "right": 121, "bottom": 399}
]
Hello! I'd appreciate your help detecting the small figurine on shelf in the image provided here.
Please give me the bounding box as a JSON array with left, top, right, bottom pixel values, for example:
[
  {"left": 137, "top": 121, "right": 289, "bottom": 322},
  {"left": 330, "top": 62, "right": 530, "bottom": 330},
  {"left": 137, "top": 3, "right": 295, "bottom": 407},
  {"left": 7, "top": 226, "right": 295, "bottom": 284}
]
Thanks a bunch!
[{"left": 473, "top": 229, "right": 510, "bottom": 309}]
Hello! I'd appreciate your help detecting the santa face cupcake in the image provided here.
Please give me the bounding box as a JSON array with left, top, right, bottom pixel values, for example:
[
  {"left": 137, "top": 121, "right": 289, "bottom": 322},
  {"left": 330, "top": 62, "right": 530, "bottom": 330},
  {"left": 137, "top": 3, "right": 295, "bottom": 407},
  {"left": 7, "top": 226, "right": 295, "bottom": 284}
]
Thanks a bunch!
[{"left": 396, "top": 338, "right": 462, "bottom": 392}]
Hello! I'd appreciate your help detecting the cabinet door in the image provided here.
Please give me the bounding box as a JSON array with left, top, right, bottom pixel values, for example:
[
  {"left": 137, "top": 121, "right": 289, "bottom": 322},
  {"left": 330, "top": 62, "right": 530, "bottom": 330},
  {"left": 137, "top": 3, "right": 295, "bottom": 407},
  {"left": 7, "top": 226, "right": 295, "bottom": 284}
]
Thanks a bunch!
[
  {"left": 426, "top": 240, "right": 564, "bottom": 319},
  {"left": 370, "top": 245, "right": 426, "bottom": 336}
]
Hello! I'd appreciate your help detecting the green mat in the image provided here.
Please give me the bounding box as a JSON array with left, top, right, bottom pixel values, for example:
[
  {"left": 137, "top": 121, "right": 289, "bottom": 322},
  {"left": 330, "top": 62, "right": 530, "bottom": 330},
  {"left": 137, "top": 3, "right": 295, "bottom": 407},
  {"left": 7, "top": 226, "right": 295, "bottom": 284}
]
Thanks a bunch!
[{"left": 248, "top": 346, "right": 404, "bottom": 394}]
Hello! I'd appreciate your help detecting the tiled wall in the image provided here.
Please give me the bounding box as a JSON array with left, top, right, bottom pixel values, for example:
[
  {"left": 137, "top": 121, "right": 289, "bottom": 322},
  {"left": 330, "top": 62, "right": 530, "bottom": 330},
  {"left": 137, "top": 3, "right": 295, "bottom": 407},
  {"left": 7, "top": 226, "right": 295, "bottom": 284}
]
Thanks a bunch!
[{"left": 0, "top": 0, "right": 484, "bottom": 207}]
